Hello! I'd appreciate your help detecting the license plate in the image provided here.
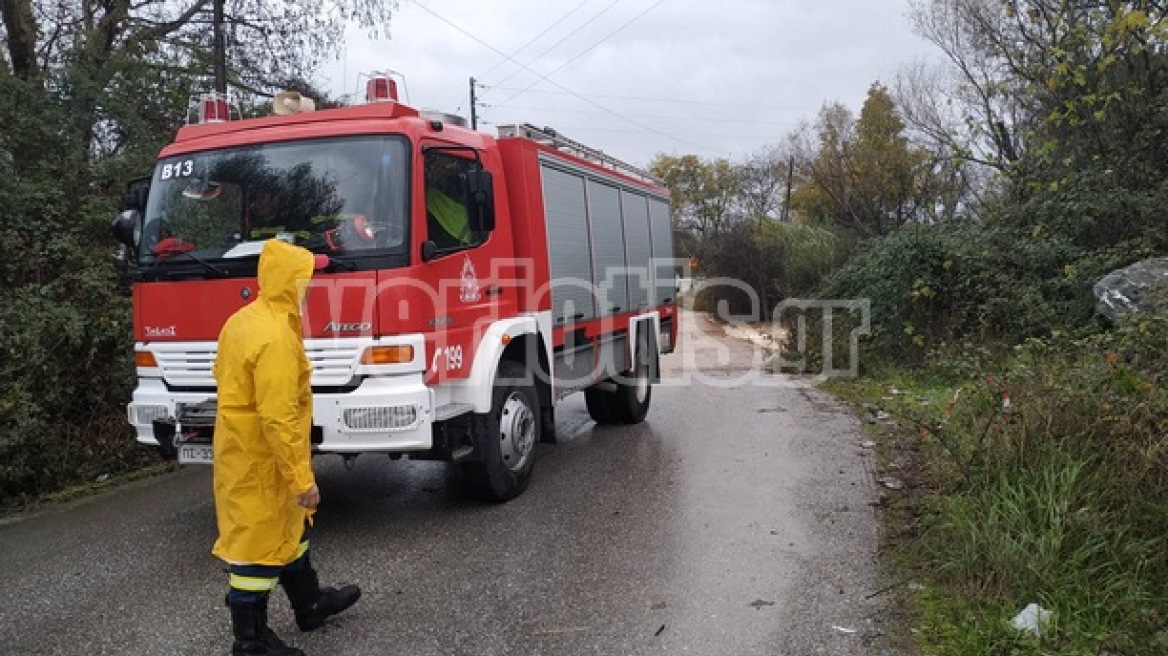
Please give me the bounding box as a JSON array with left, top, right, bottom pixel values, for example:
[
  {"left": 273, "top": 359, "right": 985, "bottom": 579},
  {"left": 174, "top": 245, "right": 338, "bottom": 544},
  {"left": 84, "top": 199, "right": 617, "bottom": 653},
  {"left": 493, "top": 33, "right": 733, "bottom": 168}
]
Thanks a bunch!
[{"left": 178, "top": 443, "right": 213, "bottom": 465}]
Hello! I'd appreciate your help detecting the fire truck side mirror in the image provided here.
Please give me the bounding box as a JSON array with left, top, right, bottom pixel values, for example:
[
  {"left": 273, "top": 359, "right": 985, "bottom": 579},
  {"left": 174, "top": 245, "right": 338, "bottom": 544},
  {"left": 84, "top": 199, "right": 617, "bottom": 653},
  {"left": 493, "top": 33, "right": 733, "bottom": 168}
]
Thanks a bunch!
[
  {"left": 420, "top": 239, "right": 438, "bottom": 262},
  {"left": 466, "top": 169, "right": 496, "bottom": 233},
  {"left": 123, "top": 177, "right": 150, "bottom": 213},
  {"left": 111, "top": 209, "right": 142, "bottom": 249}
]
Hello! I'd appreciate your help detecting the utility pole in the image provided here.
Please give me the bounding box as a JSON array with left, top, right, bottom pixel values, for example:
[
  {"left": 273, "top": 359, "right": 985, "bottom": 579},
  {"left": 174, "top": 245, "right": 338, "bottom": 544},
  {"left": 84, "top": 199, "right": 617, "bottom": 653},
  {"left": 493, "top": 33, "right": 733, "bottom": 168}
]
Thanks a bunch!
[
  {"left": 781, "top": 154, "right": 794, "bottom": 223},
  {"left": 469, "top": 77, "right": 478, "bottom": 130},
  {"left": 213, "top": 0, "right": 227, "bottom": 94}
]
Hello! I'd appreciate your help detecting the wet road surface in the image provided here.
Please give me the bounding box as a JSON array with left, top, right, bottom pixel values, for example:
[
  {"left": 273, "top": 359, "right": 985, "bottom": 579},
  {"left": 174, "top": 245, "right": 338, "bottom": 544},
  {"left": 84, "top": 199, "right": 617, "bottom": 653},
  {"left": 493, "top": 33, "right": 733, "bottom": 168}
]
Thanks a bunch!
[{"left": 0, "top": 311, "right": 882, "bottom": 656}]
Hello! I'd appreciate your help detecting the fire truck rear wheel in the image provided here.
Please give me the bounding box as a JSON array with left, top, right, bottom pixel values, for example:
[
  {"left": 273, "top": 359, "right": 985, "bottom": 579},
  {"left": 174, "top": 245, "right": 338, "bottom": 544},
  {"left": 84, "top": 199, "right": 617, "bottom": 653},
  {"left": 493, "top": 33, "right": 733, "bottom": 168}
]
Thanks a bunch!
[
  {"left": 462, "top": 360, "right": 540, "bottom": 502},
  {"left": 584, "top": 387, "right": 620, "bottom": 424},
  {"left": 586, "top": 348, "right": 653, "bottom": 425},
  {"left": 613, "top": 348, "right": 652, "bottom": 424}
]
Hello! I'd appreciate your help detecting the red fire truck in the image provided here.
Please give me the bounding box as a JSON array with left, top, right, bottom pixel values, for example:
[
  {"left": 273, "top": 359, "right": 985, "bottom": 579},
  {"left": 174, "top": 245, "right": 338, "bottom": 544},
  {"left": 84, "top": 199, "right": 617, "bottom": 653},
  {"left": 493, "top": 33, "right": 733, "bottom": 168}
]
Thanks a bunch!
[{"left": 111, "top": 77, "right": 678, "bottom": 501}]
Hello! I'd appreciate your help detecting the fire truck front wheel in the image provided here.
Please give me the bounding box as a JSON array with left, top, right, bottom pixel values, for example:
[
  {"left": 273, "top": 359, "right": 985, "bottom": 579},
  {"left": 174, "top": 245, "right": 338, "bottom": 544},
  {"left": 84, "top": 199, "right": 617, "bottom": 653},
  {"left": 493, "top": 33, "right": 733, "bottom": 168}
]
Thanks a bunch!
[{"left": 460, "top": 360, "right": 540, "bottom": 502}]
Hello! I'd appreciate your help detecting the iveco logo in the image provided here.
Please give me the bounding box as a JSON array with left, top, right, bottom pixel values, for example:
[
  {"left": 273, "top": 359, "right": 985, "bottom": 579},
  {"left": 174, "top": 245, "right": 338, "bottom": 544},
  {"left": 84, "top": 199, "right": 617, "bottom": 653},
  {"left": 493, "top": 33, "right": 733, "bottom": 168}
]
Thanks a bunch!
[{"left": 324, "top": 321, "right": 372, "bottom": 334}]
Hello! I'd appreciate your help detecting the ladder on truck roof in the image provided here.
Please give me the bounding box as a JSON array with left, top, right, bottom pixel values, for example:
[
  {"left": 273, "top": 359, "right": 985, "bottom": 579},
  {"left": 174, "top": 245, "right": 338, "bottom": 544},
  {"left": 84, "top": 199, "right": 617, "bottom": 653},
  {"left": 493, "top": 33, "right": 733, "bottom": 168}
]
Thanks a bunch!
[{"left": 496, "top": 123, "right": 665, "bottom": 187}]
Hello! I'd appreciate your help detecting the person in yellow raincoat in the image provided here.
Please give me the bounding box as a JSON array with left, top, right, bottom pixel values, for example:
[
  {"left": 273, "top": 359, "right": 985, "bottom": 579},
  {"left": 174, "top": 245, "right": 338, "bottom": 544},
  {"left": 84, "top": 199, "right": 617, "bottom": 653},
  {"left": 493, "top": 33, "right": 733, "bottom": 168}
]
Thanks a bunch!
[{"left": 212, "top": 239, "right": 360, "bottom": 656}]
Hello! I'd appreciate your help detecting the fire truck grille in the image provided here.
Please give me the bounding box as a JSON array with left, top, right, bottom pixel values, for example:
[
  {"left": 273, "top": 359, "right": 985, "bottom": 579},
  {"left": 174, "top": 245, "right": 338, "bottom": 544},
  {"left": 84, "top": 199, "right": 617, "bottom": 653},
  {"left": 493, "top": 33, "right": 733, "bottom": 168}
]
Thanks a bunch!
[
  {"left": 342, "top": 405, "right": 421, "bottom": 432},
  {"left": 152, "top": 341, "right": 364, "bottom": 388},
  {"left": 153, "top": 348, "right": 216, "bottom": 388}
]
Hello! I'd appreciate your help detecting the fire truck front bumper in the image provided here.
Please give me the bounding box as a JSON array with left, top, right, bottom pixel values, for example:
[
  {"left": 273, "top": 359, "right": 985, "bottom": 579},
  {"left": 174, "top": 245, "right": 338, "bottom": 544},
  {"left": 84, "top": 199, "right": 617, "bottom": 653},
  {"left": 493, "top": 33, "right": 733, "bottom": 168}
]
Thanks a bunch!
[{"left": 126, "top": 376, "right": 436, "bottom": 455}]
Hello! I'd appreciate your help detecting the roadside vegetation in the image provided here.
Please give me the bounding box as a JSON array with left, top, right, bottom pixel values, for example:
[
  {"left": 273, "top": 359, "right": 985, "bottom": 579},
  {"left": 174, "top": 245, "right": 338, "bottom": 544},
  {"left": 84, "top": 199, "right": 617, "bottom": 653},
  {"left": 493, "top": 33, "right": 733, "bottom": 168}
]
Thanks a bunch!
[
  {"left": 0, "top": 1, "right": 397, "bottom": 507},
  {"left": 652, "top": 2, "right": 1167, "bottom": 653},
  {"left": 825, "top": 315, "right": 1167, "bottom": 656}
]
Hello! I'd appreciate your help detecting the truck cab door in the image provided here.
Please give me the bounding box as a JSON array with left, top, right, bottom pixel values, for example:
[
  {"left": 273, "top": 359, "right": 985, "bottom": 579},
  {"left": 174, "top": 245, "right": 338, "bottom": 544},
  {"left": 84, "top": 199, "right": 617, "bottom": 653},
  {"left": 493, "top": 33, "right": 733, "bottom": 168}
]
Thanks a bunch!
[{"left": 415, "top": 143, "right": 513, "bottom": 385}]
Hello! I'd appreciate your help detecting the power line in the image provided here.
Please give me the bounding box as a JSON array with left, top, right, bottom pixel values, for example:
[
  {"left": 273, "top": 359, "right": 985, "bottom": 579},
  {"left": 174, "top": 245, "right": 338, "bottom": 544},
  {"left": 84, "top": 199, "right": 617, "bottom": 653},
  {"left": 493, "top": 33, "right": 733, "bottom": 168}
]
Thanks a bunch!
[
  {"left": 410, "top": 1, "right": 728, "bottom": 156},
  {"left": 490, "top": 0, "right": 666, "bottom": 108},
  {"left": 486, "top": 86, "right": 809, "bottom": 112},
  {"left": 494, "top": 104, "right": 804, "bottom": 127},
  {"left": 489, "top": 0, "right": 622, "bottom": 89},
  {"left": 530, "top": 125, "right": 789, "bottom": 141},
  {"left": 476, "top": 0, "right": 592, "bottom": 81}
]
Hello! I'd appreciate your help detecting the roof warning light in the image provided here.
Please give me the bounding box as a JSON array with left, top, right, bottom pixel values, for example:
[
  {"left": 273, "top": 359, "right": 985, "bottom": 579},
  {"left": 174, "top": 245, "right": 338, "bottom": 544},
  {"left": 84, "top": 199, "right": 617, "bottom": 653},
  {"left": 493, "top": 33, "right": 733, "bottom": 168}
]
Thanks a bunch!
[{"left": 364, "top": 70, "right": 407, "bottom": 104}]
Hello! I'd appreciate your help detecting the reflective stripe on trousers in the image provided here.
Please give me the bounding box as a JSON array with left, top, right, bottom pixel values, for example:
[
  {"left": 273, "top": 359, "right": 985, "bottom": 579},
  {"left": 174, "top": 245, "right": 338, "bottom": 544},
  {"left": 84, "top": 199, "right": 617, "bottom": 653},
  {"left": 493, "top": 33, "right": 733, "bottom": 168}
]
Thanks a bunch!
[{"left": 226, "top": 526, "right": 311, "bottom": 605}]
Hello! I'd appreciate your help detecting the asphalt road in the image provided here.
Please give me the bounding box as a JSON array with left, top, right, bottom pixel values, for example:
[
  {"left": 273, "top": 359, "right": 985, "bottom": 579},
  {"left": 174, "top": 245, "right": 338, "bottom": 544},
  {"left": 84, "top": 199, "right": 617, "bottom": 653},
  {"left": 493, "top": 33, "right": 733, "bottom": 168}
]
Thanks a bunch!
[{"left": 0, "top": 311, "right": 883, "bottom": 656}]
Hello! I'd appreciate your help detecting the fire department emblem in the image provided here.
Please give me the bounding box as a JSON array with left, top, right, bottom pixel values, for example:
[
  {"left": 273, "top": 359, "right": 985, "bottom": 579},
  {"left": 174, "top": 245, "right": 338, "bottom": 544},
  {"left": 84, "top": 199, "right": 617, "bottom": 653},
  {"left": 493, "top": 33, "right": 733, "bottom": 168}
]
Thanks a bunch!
[{"left": 460, "top": 256, "right": 481, "bottom": 303}]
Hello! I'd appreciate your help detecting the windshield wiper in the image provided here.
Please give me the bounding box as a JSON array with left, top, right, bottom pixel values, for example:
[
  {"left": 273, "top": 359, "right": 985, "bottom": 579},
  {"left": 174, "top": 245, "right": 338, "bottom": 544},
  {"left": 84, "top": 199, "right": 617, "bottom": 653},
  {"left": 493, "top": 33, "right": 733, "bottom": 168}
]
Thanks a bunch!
[
  {"left": 166, "top": 251, "right": 231, "bottom": 277},
  {"left": 304, "top": 246, "right": 359, "bottom": 271},
  {"left": 324, "top": 256, "right": 358, "bottom": 272}
]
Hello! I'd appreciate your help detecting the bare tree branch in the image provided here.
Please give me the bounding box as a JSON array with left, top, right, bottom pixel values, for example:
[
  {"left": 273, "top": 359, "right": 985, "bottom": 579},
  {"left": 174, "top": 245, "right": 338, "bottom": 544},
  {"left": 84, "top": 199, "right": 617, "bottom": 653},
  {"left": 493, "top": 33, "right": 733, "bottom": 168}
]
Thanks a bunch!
[{"left": 137, "top": 0, "right": 211, "bottom": 41}]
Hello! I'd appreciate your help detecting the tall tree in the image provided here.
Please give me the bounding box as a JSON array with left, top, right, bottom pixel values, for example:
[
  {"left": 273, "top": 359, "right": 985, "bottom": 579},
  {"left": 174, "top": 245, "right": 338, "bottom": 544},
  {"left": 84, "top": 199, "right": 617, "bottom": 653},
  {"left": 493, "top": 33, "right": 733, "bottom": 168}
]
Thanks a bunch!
[
  {"left": 648, "top": 154, "right": 742, "bottom": 236},
  {"left": 1, "top": 0, "right": 36, "bottom": 79},
  {"left": 851, "top": 84, "right": 927, "bottom": 234},
  {"left": 791, "top": 85, "right": 933, "bottom": 236},
  {"left": 1, "top": 0, "right": 398, "bottom": 170},
  {"left": 908, "top": 0, "right": 1168, "bottom": 247},
  {"left": 735, "top": 144, "right": 792, "bottom": 223},
  {"left": 907, "top": 0, "right": 1028, "bottom": 173},
  {"left": 895, "top": 63, "right": 999, "bottom": 218}
]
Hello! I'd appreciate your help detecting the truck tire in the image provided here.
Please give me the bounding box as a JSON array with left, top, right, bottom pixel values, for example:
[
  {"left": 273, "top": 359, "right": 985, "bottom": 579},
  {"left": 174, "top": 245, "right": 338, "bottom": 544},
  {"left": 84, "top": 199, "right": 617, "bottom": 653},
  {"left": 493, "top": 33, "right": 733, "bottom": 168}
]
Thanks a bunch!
[
  {"left": 612, "top": 346, "right": 652, "bottom": 424},
  {"left": 461, "top": 360, "right": 540, "bottom": 502},
  {"left": 585, "top": 345, "right": 653, "bottom": 425},
  {"left": 584, "top": 386, "right": 620, "bottom": 424}
]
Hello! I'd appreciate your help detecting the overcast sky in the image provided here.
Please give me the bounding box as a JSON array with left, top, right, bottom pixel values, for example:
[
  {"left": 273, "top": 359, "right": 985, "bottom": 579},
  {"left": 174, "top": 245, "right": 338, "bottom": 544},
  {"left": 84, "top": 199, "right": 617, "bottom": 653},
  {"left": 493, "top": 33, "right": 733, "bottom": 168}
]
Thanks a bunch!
[{"left": 318, "top": 0, "right": 941, "bottom": 168}]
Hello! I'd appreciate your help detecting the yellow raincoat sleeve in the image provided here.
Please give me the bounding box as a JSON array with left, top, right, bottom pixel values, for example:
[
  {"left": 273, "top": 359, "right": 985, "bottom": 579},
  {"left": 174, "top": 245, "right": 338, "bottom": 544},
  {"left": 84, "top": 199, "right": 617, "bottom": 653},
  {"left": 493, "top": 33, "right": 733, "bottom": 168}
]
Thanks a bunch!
[{"left": 252, "top": 333, "right": 316, "bottom": 496}]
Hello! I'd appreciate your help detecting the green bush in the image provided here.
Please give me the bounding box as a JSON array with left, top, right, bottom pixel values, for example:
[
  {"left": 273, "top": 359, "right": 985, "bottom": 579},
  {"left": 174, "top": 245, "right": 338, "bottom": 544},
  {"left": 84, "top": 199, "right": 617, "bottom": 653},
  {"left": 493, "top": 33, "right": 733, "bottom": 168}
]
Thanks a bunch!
[
  {"left": 811, "top": 223, "right": 1141, "bottom": 366},
  {"left": 0, "top": 281, "right": 143, "bottom": 502},
  {"left": 0, "top": 76, "right": 147, "bottom": 504},
  {"left": 692, "top": 220, "right": 848, "bottom": 319}
]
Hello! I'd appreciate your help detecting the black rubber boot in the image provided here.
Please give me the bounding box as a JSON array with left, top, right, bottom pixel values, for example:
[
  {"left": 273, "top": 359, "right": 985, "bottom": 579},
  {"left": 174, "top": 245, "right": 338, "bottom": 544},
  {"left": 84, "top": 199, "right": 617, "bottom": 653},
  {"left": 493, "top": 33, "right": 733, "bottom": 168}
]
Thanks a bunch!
[
  {"left": 279, "top": 564, "right": 361, "bottom": 632},
  {"left": 229, "top": 599, "right": 306, "bottom": 656}
]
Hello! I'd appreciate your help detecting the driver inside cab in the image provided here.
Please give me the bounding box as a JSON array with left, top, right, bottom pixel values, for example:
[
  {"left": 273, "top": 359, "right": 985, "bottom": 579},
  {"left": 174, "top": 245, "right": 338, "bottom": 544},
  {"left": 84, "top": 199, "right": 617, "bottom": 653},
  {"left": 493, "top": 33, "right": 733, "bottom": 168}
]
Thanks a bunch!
[
  {"left": 426, "top": 186, "right": 471, "bottom": 248},
  {"left": 424, "top": 152, "right": 475, "bottom": 250}
]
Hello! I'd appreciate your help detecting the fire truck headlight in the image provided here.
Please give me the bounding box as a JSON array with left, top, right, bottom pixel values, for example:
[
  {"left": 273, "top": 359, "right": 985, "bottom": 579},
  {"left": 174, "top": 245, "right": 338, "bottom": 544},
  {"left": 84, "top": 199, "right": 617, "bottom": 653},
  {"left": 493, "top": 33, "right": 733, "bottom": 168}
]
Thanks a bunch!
[{"left": 130, "top": 404, "right": 170, "bottom": 426}]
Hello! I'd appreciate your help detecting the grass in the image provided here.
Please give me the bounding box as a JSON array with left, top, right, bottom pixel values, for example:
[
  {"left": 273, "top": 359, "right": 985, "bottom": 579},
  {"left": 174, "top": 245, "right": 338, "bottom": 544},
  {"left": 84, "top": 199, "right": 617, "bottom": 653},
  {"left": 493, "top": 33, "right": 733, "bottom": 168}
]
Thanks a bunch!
[{"left": 824, "top": 316, "right": 1168, "bottom": 655}]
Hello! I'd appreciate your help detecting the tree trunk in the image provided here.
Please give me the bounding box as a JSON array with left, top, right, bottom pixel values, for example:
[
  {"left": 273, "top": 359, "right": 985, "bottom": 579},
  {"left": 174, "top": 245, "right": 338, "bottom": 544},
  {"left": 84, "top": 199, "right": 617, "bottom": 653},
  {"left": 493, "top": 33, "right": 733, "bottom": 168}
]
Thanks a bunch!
[{"left": 1, "top": 0, "right": 37, "bottom": 79}]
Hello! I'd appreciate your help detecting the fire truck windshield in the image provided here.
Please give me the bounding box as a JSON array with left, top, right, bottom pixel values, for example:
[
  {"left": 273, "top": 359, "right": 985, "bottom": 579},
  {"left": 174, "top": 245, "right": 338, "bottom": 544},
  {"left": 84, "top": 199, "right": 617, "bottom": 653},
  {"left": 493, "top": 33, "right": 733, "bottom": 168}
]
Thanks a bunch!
[{"left": 139, "top": 135, "right": 409, "bottom": 267}]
